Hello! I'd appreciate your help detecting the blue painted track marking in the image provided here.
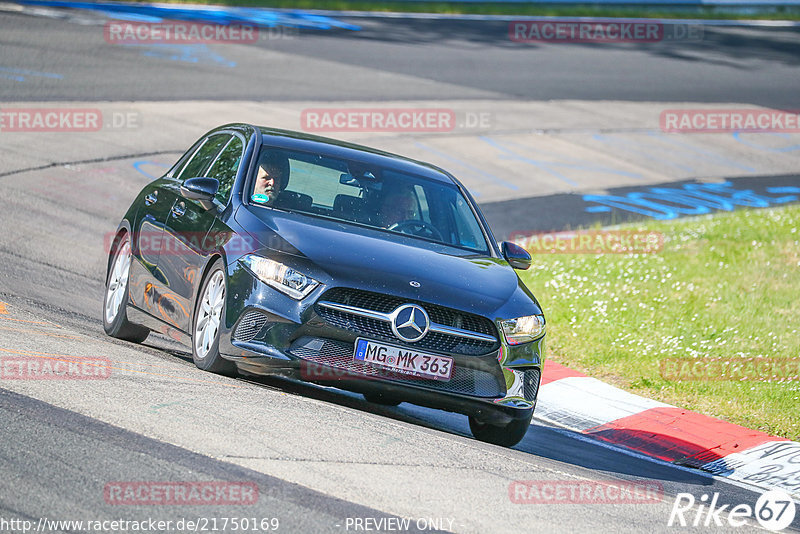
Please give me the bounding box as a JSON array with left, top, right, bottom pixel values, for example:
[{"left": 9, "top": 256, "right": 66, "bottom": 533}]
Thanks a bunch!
[
  {"left": 413, "top": 141, "right": 519, "bottom": 194},
  {"left": 133, "top": 161, "right": 169, "bottom": 180},
  {"left": 134, "top": 44, "right": 237, "bottom": 67},
  {"left": 592, "top": 133, "right": 696, "bottom": 173},
  {"left": 15, "top": 0, "right": 360, "bottom": 68},
  {"left": 766, "top": 186, "right": 800, "bottom": 194},
  {"left": 0, "top": 67, "right": 62, "bottom": 82},
  {"left": 478, "top": 136, "right": 578, "bottom": 187},
  {"left": 583, "top": 181, "right": 799, "bottom": 220},
  {"left": 495, "top": 136, "right": 643, "bottom": 180},
  {"left": 17, "top": 0, "right": 361, "bottom": 30},
  {"left": 585, "top": 205, "right": 613, "bottom": 212},
  {"left": 765, "top": 186, "right": 800, "bottom": 204},
  {"left": 646, "top": 131, "right": 756, "bottom": 172},
  {"left": 733, "top": 132, "right": 800, "bottom": 153}
]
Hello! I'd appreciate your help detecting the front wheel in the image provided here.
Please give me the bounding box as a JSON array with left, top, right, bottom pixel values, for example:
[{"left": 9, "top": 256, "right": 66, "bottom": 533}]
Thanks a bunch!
[
  {"left": 191, "top": 259, "right": 237, "bottom": 376},
  {"left": 468, "top": 412, "right": 532, "bottom": 447},
  {"left": 103, "top": 233, "right": 149, "bottom": 343}
]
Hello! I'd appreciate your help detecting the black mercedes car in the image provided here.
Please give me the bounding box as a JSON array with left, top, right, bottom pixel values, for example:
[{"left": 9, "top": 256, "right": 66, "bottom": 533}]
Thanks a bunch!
[{"left": 103, "top": 124, "right": 546, "bottom": 447}]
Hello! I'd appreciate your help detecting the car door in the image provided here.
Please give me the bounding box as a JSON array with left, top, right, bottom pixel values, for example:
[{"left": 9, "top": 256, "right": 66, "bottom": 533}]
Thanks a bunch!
[
  {"left": 128, "top": 138, "right": 206, "bottom": 313},
  {"left": 156, "top": 133, "right": 245, "bottom": 332}
]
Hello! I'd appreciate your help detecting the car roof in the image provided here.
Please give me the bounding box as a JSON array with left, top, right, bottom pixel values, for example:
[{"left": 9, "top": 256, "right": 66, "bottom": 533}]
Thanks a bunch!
[{"left": 248, "top": 125, "right": 458, "bottom": 185}]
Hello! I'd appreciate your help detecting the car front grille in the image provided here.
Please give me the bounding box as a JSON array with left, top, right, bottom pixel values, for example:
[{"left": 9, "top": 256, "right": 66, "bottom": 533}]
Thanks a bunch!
[
  {"left": 314, "top": 287, "right": 500, "bottom": 356},
  {"left": 289, "top": 337, "right": 505, "bottom": 398}
]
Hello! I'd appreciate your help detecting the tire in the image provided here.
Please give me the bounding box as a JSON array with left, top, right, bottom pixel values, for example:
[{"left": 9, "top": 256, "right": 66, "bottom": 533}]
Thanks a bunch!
[
  {"left": 191, "top": 259, "right": 237, "bottom": 376},
  {"left": 103, "top": 233, "right": 150, "bottom": 343},
  {"left": 363, "top": 391, "right": 402, "bottom": 406},
  {"left": 468, "top": 412, "right": 533, "bottom": 447}
]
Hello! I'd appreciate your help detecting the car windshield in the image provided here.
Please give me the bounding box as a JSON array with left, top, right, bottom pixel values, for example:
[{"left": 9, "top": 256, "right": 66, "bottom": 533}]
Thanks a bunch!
[{"left": 249, "top": 146, "right": 490, "bottom": 254}]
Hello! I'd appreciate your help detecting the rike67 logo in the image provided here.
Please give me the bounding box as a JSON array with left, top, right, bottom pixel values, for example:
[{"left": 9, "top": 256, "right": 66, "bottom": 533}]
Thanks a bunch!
[{"left": 668, "top": 490, "right": 796, "bottom": 531}]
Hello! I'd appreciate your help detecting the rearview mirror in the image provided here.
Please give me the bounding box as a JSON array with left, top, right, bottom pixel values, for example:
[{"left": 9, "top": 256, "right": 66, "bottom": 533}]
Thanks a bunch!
[
  {"left": 501, "top": 241, "right": 532, "bottom": 270},
  {"left": 339, "top": 173, "right": 359, "bottom": 186},
  {"left": 181, "top": 177, "right": 219, "bottom": 210}
]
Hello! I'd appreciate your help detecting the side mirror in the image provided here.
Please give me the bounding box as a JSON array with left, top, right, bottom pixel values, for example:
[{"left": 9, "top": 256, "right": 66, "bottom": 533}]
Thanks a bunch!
[
  {"left": 181, "top": 177, "right": 219, "bottom": 210},
  {"left": 501, "top": 241, "right": 532, "bottom": 270}
]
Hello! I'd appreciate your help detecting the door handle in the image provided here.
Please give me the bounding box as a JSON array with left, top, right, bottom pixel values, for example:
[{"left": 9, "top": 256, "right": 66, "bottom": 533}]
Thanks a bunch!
[
  {"left": 144, "top": 191, "right": 158, "bottom": 206},
  {"left": 172, "top": 202, "right": 186, "bottom": 217}
]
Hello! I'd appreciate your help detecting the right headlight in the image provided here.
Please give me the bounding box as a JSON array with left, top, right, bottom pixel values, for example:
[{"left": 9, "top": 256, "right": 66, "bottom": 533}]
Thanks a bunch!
[
  {"left": 240, "top": 254, "right": 319, "bottom": 300},
  {"left": 500, "top": 315, "right": 546, "bottom": 345}
]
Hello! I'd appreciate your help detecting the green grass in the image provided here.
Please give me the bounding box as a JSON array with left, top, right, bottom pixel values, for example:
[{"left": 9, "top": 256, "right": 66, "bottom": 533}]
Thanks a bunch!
[
  {"left": 518, "top": 204, "right": 800, "bottom": 440},
  {"left": 125, "top": 0, "right": 800, "bottom": 20}
]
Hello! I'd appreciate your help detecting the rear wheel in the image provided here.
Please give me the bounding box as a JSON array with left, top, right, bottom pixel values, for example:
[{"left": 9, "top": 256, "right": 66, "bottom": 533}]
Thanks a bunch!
[
  {"left": 363, "top": 391, "right": 402, "bottom": 406},
  {"left": 103, "top": 234, "right": 149, "bottom": 343},
  {"left": 191, "top": 259, "right": 236, "bottom": 376},
  {"left": 468, "top": 412, "right": 532, "bottom": 447}
]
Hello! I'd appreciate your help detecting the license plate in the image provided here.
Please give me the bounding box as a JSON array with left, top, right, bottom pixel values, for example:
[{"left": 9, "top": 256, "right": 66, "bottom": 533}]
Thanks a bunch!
[{"left": 354, "top": 338, "right": 453, "bottom": 381}]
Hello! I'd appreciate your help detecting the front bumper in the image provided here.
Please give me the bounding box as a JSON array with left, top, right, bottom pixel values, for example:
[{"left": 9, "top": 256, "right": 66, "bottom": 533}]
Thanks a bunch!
[{"left": 219, "top": 262, "right": 544, "bottom": 424}]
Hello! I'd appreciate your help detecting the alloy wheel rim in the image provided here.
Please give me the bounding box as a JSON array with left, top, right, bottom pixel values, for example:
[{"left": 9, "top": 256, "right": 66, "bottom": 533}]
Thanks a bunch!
[
  {"left": 105, "top": 239, "right": 132, "bottom": 324},
  {"left": 195, "top": 270, "right": 225, "bottom": 360}
]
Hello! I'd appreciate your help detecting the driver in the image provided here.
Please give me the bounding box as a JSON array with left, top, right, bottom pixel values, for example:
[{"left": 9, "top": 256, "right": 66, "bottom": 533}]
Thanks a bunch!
[
  {"left": 252, "top": 151, "right": 290, "bottom": 206},
  {"left": 378, "top": 187, "right": 418, "bottom": 228}
]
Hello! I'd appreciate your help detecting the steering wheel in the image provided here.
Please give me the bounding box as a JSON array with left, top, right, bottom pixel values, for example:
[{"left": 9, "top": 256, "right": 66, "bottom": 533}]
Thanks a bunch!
[{"left": 388, "top": 219, "right": 443, "bottom": 241}]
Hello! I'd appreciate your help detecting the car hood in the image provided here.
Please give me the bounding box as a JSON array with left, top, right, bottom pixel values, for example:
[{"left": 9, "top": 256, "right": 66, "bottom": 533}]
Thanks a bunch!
[{"left": 235, "top": 206, "right": 541, "bottom": 318}]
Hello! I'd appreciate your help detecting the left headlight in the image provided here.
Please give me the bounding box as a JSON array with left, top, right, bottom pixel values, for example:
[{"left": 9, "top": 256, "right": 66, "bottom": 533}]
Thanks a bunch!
[
  {"left": 500, "top": 314, "right": 546, "bottom": 345},
  {"left": 240, "top": 255, "right": 319, "bottom": 300}
]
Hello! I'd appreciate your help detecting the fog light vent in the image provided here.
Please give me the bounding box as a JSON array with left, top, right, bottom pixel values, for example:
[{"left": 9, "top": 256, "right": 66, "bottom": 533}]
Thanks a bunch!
[
  {"left": 523, "top": 368, "right": 541, "bottom": 402},
  {"left": 233, "top": 310, "right": 269, "bottom": 342}
]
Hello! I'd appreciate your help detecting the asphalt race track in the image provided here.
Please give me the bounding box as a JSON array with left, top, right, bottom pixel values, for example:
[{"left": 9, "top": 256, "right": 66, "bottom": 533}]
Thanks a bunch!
[
  {"left": 2, "top": 8, "right": 799, "bottom": 105},
  {"left": 1, "top": 4, "right": 799, "bottom": 533}
]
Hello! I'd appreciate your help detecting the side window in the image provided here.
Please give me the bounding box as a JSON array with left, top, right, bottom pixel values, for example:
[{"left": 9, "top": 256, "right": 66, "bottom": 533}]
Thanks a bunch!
[
  {"left": 168, "top": 140, "right": 203, "bottom": 178},
  {"left": 175, "top": 134, "right": 230, "bottom": 181},
  {"left": 206, "top": 136, "right": 244, "bottom": 204}
]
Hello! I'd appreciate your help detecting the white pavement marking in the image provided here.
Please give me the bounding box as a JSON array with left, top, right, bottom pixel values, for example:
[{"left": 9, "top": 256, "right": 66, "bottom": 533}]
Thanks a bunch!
[
  {"left": 702, "top": 441, "right": 800, "bottom": 500},
  {"left": 548, "top": 427, "right": 800, "bottom": 507},
  {"left": 537, "top": 372, "right": 800, "bottom": 500},
  {"left": 537, "top": 376, "right": 672, "bottom": 430}
]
